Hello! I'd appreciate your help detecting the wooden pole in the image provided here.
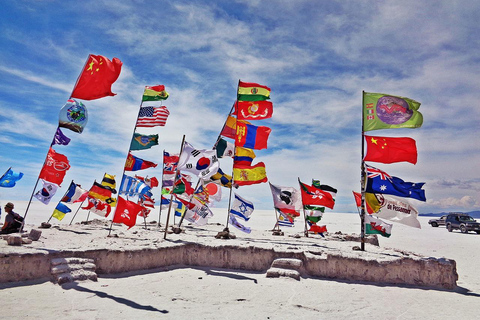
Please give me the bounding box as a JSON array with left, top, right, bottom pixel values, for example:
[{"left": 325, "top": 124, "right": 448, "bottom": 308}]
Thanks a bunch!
[
  {"left": 298, "top": 178, "right": 309, "bottom": 237},
  {"left": 69, "top": 198, "right": 87, "bottom": 225},
  {"left": 157, "top": 151, "right": 166, "bottom": 227},
  {"left": 361, "top": 90, "right": 366, "bottom": 251},
  {"left": 46, "top": 180, "right": 74, "bottom": 224}
]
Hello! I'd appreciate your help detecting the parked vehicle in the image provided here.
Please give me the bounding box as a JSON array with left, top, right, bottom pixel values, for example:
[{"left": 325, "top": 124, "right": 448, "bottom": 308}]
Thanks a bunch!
[
  {"left": 428, "top": 215, "right": 447, "bottom": 227},
  {"left": 445, "top": 213, "right": 480, "bottom": 234}
]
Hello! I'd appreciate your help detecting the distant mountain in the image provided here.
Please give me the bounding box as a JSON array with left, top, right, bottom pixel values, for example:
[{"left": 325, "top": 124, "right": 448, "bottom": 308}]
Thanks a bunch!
[{"left": 420, "top": 211, "right": 480, "bottom": 219}]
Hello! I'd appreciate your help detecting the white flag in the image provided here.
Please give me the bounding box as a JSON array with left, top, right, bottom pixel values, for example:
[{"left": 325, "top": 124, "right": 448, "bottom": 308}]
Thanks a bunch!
[
  {"left": 34, "top": 180, "right": 59, "bottom": 205},
  {"left": 230, "top": 193, "right": 254, "bottom": 221},
  {"left": 229, "top": 214, "right": 251, "bottom": 233},
  {"left": 374, "top": 194, "right": 421, "bottom": 229},
  {"left": 177, "top": 141, "right": 219, "bottom": 180},
  {"left": 269, "top": 182, "right": 301, "bottom": 212}
]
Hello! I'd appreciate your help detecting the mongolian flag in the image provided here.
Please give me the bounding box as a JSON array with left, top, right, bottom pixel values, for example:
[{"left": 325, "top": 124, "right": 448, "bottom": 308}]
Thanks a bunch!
[
  {"left": 363, "top": 92, "right": 422, "bottom": 132},
  {"left": 235, "top": 122, "right": 271, "bottom": 150},
  {"left": 364, "top": 135, "right": 418, "bottom": 164},
  {"left": 125, "top": 153, "right": 157, "bottom": 171},
  {"left": 71, "top": 54, "right": 122, "bottom": 101},
  {"left": 235, "top": 100, "right": 273, "bottom": 120},
  {"left": 130, "top": 133, "right": 159, "bottom": 151},
  {"left": 113, "top": 196, "right": 142, "bottom": 229},
  {"left": 237, "top": 81, "right": 271, "bottom": 101},
  {"left": 220, "top": 116, "right": 250, "bottom": 140},
  {"left": 58, "top": 99, "right": 88, "bottom": 133},
  {"left": 39, "top": 148, "right": 70, "bottom": 186},
  {"left": 299, "top": 180, "right": 335, "bottom": 209},
  {"left": 142, "top": 85, "right": 169, "bottom": 101},
  {"left": 233, "top": 162, "right": 268, "bottom": 186},
  {"left": 0, "top": 168, "right": 24, "bottom": 188}
]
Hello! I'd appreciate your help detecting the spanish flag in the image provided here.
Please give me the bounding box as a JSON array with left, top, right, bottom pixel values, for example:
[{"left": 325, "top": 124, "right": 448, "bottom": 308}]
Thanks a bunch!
[{"left": 233, "top": 162, "right": 268, "bottom": 186}]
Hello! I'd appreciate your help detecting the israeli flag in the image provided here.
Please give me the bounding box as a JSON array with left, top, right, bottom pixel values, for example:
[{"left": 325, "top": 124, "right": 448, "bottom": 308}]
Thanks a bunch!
[{"left": 230, "top": 193, "right": 254, "bottom": 221}]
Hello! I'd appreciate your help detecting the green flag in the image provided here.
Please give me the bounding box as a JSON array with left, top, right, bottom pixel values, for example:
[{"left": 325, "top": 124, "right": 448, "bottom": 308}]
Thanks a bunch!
[
  {"left": 130, "top": 133, "right": 159, "bottom": 151},
  {"left": 363, "top": 92, "right": 423, "bottom": 132}
]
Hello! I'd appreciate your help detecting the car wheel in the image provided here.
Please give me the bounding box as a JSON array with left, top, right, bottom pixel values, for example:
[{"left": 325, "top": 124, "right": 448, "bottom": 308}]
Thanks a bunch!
[
  {"left": 431, "top": 222, "right": 438, "bottom": 227},
  {"left": 460, "top": 225, "right": 468, "bottom": 233},
  {"left": 447, "top": 224, "right": 452, "bottom": 232}
]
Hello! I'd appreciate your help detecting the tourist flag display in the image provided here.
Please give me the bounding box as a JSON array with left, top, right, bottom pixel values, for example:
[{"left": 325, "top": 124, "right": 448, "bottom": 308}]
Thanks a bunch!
[
  {"left": 58, "top": 99, "right": 88, "bottom": 133},
  {"left": 234, "top": 147, "right": 256, "bottom": 166},
  {"left": 34, "top": 180, "right": 58, "bottom": 205},
  {"left": 365, "top": 214, "right": 392, "bottom": 238},
  {"left": 215, "top": 138, "right": 235, "bottom": 158},
  {"left": 363, "top": 193, "right": 421, "bottom": 228},
  {"left": 125, "top": 153, "right": 157, "bottom": 171},
  {"left": 230, "top": 193, "right": 254, "bottom": 221},
  {"left": 113, "top": 197, "right": 142, "bottom": 229},
  {"left": 136, "top": 106, "right": 170, "bottom": 127},
  {"left": 363, "top": 92, "right": 423, "bottom": 132},
  {"left": 233, "top": 162, "right": 268, "bottom": 186},
  {"left": 237, "top": 81, "right": 271, "bottom": 101},
  {"left": 82, "top": 198, "right": 111, "bottom": 217},
  {"left": 101, "top": 173, "right": 117, "bottom": 194},
  {"left": 0, "top": 168, "right": 23, "bottom": 188},
  {"left": 62, "top": 181, "right": 88, "bottom": 203},
  {"left": 142, "top": 85, "right": 169, "bottom": 101},
  {"left": 364, "top": 135, "right": 417, "bottom": 164},
  {"left": 210, "top": 168, "right": 232, "bottom": 188},
  {"left": 235, "top": 100, "right": 273, "bottom": 120},
  {"left": 51, "top": 127, "right": 71, "bottom": 146},
  {"left": 39, "top": 148, "right": 70, "bottom": 186},
  {"left": 177, "top": 141, "right": 220, "bottom": 180},
  {"left": 364, "top": 164, "right": 426, "bottom": 201},
  {"left": 71, "top": 54, "right": 122, "bottom": 101},
  {"left": 52, "top": 203, "right": 72, "bottom": 221},
  {"left": 130, "top": 133, "right": 159, "bottom": 151},
  {"left": 269, "top": 183, "right": 301, "bottom": 214},
  {"left": 299, "top": 180, "right": 335, "bottom": 209},
  {"left": 235, "top": 122, "right": 271, "bottom": 150},
  {"left": 229, "top": 214, "right": 252, "bottom": 234}
]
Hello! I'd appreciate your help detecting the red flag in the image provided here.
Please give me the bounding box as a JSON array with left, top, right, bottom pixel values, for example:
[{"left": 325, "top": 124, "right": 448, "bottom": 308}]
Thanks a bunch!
[
  {"left": 364, "top": 135, "right": 417, "bottom": 164},
  {"left": 113, "top": 196, "right": 142, "bottom": 229},
  {"left": 235, "top": 100, "right": 273, "bottom": 120},
  {"left": 125, "top": 153, "right": 157, "bottom": 171},
  {"left": 39, "top": 147, "right": 70, "bottom": 186},
  {"left": 352, "top": 191, "right": 375, "bottom": 214},
  {"left": 299, "top": 180, "right": 335, "bottom": 209},
  {"left": 308, "top": 224, "right": 327, "bottom": 234},
  {"left": 235, "top": 122, "right": 271, "bottom": 150},
  {"left": 71, "top": 54, "right": 122, "bottom": 100}
]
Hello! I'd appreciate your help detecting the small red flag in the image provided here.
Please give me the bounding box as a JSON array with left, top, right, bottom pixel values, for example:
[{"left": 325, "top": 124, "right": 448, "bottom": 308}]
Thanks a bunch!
[
  {"left": 113, "top": 197, "right": 142, "bottom": 229},
  {"left": 71, "top": 54, "right": 122, "bottom": 100},
  {"left": 235, "top": 100, "right": 273, "bottom": 120},
  {"left": 299, "top": 181, "right": 335, "bottom": 209},
  {"left": 364, "top": 135, "right": 417, "bottom": 164},
  {"left": 39, "top": 148, "right": 70, "bottom": 186}
]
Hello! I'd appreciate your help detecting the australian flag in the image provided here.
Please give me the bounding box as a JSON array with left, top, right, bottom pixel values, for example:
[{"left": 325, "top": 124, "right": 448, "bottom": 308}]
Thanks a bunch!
[{"left": 365, "top": 164, "right": 426, "bottom": 201}]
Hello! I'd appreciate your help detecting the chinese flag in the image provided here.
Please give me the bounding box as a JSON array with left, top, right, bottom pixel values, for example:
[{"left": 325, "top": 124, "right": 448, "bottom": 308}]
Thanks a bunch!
[
  {"left": 113, "top": 196, "right": 141, "bottom": 229},
  {"left": 39, "top": 148, "right": 70, "bottom": 186},
  {"left": 71, "top": 54, "right": 122, "bottom": 100},
  {"left": 364, "top": 135, "right": 417, "bottom": 164}
]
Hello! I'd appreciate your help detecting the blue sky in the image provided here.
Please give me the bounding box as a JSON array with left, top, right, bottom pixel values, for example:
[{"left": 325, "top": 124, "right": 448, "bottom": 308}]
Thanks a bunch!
[{"left": 1, "top": 0, "right": 479, "bottom": 214}]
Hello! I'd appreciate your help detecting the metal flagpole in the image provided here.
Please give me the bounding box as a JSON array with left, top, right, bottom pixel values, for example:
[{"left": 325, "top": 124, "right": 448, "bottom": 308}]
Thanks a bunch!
[
  {"left": 361, "top": 90, "right": 366, "bottom": 251},
  {"left": 157, "top": 150, "right": 166, "bottom": 227},
  {"left": 46, "top": 183, "right": 73, "bottom": 224},
  {"left": 298, "top": 178, "right": 309, "bottom": 237},
  {"left": 69, "top": 198, "right": 87, "bottom": 225}
]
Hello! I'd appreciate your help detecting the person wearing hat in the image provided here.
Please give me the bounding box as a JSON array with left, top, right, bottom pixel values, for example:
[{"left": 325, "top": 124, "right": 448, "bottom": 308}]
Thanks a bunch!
[{"left": 1, "top": 202, "right": 24, "bottom": 234}]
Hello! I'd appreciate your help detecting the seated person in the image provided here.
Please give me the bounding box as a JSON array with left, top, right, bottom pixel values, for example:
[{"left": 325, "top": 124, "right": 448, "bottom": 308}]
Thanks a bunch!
[{"left": 1, "top": 202, "right": 24, "bottom": 234}]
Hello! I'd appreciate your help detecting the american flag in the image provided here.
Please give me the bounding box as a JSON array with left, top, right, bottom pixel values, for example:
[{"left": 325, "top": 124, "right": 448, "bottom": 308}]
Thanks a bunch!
[{"left": 136, "top": 106, "right": 170, "bottom": 127}]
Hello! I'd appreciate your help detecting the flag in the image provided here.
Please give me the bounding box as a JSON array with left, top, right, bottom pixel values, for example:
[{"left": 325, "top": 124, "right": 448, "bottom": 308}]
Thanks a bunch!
[
  {"left": 0, "top": 168, "right": 23, "bottom": 188},
  {"left": 175, "top": 201, "right": 187, "bottom": 217},
  {"left": 136, "top": 106, "right": 170, "bottom": 127},
  {"left": 125, "top": 153, "right": 157, "bottom": 171},
  {"left": 312, "top": 180, "right": 337, "bottom": 200},
  {"left": 229, "top": 214, "right": 252, "bottom": 234},
  {"left": 210, "top": 168, "right": 232, "bottom": 188},
  {"left": 101, "top": 173, "right": 117, "bottom": 194},
  {"left": 365, "top": 193, "right": 421, "bottom": 228},
  {"left": 364, "top": 135, "right": 418, "bottom": 164},
  {"left": 130, "top": 133, "right": 159, "bottom": 151},
  {"left": 113, "top": 197, "right": 142, "bottom": 229},
  {"left": 230, "top": 193, "right": 254, "bottom": 221},
  {"left": 89, "top": 182, "right": 116, "bottom": 206},
  {"left": 305, "top": 214, "right": 323, "bottom": 224},
  {"left": 352, "top": 191, "right": 376, "bottom": 215},
  {"left": 233, "top": 162, "right": 268, "bottom": 186},
  {"left": 39, "top": 148, "right": 70, "bottom": 186},
  {"left": 172, "top": 175, "right": 194, "bottom": 195},
  {"left": 215, "top": 138, "right": 235, "bottom": 158},
  {"left": 276, "top": 208, "right": 294, "bottom": 227},
  {"left": 163, "top": 151, "right": 179, "bottom": 174},
  {"left": 235, "top": 100, "right": 273, "bottom": 120},
  {"left": 365, "top": 214, "right": 392, "bottom": 238},
  {"left": 365, "top": 164, "right": 426, "bottom": 201},
  {"left": 135, "top": 175, "right": 159, "bottom": 188},
  {"left": 177, "top": 141, "right": 220, "bottom": 179},
  {"left": 307, "top": 222, "right": 327, "bottom": 235},
  {"left": 51, "top": 127, "right": 71, "bottom": 146},
  {"left": 71, "top": 54, "right": 122, "bottom": 100},
  {"left": 62, "top": 181, "right": 88, "bottom": 203},
  {"left": 237, "top": 81, "right": 271, "bottom": 101},
  {"left": 220, "top": 116, "right": 250, "bottom": 140},
  {"left": 299, "top": 180, "right": 335, "bottom": 209},
  {"left": 269, "top": 183, "right": 301, "bottom": 213},
  {"left": 119, "top": 175, "right": 151, "bottom": 197},
  {"left": 204, "top": 182, "right": 222, "bottom": 202},
  {"left": 34, "top": 180, "right": 58, "bottom": 204},
  {"left": 235, "top": 122, "right": 271, "bottom": 150},
  {"left": 182, "top": 197, "right": 213, "bottom": 226},
  {"left": 234, "top": 147, "right": 256, "bottom": 166},
  {"left": 82, "top": 198, "right": 112, "bottom": 217},
  {"left": 141, "top": 194, "right": 155, "bottom": 208},
  {"left": 52, "top": 203, "right": 72, "bottom": 221},
  {"left": 58, "top": 99, "right": 88, "bottom": 133},
  {"left": 142, "top": 85, "right": 169, "bottom": 101},
  {"left": 363, "top": 92, "right": 423, "bottom": 132}
]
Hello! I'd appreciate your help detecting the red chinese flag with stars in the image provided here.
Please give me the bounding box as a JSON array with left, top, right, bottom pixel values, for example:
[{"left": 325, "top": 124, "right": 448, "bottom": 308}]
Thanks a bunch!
[
  {"left": 71, "top": 54, "right": 122, "bottom": 100},
  {"left": 113, "top": 196, "right": 142, "bottom": 229},
  {"left": 364, "top": 135, "right": 417, "bottom": 164}
]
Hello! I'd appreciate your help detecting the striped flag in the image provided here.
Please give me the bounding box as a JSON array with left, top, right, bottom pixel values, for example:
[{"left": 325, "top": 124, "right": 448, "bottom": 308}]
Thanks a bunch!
[{"left": 136, "top": 106, "right": 170, "bottom": 127}]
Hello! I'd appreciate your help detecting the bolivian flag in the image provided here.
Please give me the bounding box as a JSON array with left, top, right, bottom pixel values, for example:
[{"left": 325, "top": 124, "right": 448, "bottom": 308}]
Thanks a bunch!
[{"left": 237, "top": 81, "right": 270, "bottom": 101}]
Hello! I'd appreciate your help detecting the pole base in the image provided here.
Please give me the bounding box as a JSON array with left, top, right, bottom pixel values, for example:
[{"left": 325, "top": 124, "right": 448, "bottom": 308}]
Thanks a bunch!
[
  {"left": 272, "top": 229, "right": 284, "bottom": 236},
  {"left": 40, "top": 222, "right": 51, "bottom": 229}
]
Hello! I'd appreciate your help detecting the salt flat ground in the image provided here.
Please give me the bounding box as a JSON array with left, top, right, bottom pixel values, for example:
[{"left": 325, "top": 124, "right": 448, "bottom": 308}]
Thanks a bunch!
[{"left": 0, "top": 200, "right": 479, "bottom": 319}]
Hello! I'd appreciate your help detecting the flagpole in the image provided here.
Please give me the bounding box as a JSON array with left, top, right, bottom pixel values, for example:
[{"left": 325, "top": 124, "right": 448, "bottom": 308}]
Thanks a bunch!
[
  {"left": 69, "top": 198, "right": 87, "bottom": 225},
  {"left": 46, "top": 182, "right": 73, "bottom": 224},
  {"left": 69, "top": 55, "right": 91, "bottom": 99},
  {"left": 298, "top": 178, "right": 309, "bottom": 238},
  {"left": 157, "top": 150, "right": 166, "bottom": 227},
  {"left": 361, "top": 90, "right": 366, "bottom": 251},
  {"left": 175, "top": 179, "right": 201, "bottom": 230},
  {"left": 0, "top": 167, "right": 11, "bottom": 182},
  {"left": 164, "top": 135, "right": 186, "bottom": 239}
]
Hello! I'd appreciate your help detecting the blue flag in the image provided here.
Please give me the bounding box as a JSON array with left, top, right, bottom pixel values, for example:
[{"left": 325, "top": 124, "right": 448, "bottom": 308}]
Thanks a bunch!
[
  {"left": 229, "top": 193, "right": 254, "bottom": 221},
  {"left": 365, "top": 165, "right": 426, "bottom": 201},
  {"left": 0, "top": 168, "right": 24, "bottom": 188},
  {"left": 119, "top": 175, "right": 151, "bottom": 197}
]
